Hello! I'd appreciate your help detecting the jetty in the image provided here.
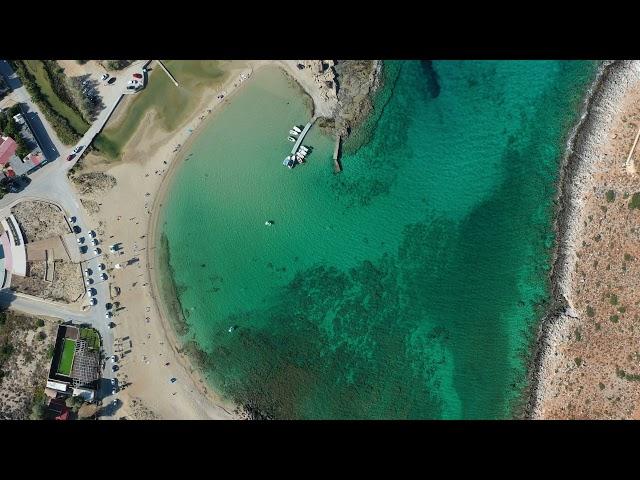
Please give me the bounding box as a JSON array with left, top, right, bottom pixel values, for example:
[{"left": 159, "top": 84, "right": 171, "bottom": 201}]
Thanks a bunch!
[
  {"left": 333, "top": 134, "right": 342, "bottom": 173},
  {"left": 291, "top": 122, "right": 313, "bottom": 155},
  {"left": 157, "top": 60, "right": 179, "bottom": 87}
]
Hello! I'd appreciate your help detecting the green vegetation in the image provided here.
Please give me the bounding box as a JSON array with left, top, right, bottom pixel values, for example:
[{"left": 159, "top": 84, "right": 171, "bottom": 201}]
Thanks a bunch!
[
  {"left": 610, "top": 293, "right": 619, "bottom": 306},
  {"left": 76, "top": 60, "right": 88, "bottom": 65},
  {"left": 618, "top": 306, "right": 627, "bottom": 314},
  {"left": 574, "top": 328, "right": 582, "bottom": 341},
  {"left": 0, "top": 106, "right": 31, "bottom": 158},
  {"left": 57, "top": 338, "right": 75, "bottom": 376},
  {"left": 616, "top": 367, "right": 640, "bottom": 382},
  {"left": 36, "top": 319, "right": 45, "bottom": 327},
  {"left": 104, "top": 60, "right": 133, "bottom": 71},
  {"left": 610, "top": 315, "right": 619, "bottom": 323},
  {"left": 574, "top": 357, "right": 582, "bottom": 367},
  {"left": 23, "top": 60, "right": 89, "bottom": 134},
  {"left": 586, "top": 305, "right": 595, "bottom": 317},
  {"left": 599, "top": 382, "right": 605, "bottom": 390},
  {"left": 79, "top": 328, "right": 100, "bottom": 351},
  {"left": 10, "top": 60, "right": 84, "bottom": 145},
  {"left": 624, "top": 253, "right": 633, "bottom": 262},
  {"left": 95, "top": 60, "right": 231, "bottom": 160},
  {"left": 595, "top": 322, "right": 602, "bottom": 331},
  {"left": 37, "top": 331, "right": 46, "bottom": 341},
  {"left": 629, "top": 193, "right": 640, "bottom": 210},
  {"left": 606, "top": 190, "right": 616, "bottom": 202}
]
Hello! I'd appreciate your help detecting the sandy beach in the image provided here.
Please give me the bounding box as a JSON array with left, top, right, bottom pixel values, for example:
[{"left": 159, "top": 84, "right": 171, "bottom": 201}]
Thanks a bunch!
[{"left": 73, "top": 60, "right": 330, "bottom": 419}]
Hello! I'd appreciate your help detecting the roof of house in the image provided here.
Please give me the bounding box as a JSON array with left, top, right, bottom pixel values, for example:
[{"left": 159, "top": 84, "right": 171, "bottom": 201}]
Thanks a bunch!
[{"left": 0, "top": 137, "right": 17, "bottom": 165}]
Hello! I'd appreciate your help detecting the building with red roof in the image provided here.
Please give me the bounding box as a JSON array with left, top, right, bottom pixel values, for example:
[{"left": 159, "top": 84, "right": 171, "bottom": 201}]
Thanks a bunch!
[{"left": 0, "top": 136, "right": 17, "bottom": 165}]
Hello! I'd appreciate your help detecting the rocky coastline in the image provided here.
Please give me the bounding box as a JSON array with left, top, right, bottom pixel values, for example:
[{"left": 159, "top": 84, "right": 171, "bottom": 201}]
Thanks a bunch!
[{"left": 524, "top": 60, "right": 638, "bottom": 418}]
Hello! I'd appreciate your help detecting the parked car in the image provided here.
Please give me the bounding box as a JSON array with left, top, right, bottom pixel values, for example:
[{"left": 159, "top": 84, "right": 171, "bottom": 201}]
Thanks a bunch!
[
  {"left": 84, "top": 268, "right": 92, "bottom": 275},
  {"left": 89, "top": 230, "right": 96, "bottom": 238},
  {"left": 170, "top": 378, "right": 177, "bottom": 384},
  {"left": 89, "top": 288, "right": 97, "bottom": 296},
  {"left": 105, "top": 311, "right": 112, "bottom": 318},
  {"left": 108, "top": 322, "right": 116, "bottom": 329},
  {"left": 89, "top": 297, "right": 97, "bottom": 306},
  {"left": 100, "top": 273, "right": 108, "bottom": 281},
  {"left": 73, "top": 145, "right": 83, "bottom": 154},
  {"left": 101, "top": 73, "right": 109, "bottom": 81},
  {"left": 66, "top": 153, "right": 75, "bottom": 161},
  {"left": 76, "top": 237, "right": 85, "bottom": 244},
  {"left": 85, "top": 278, "right": 93, "bottom": 285},
  {"left": 110, "top": 355, "right": 117, "bottom": 363},
  {"left": 112, "top": 365, "right": 119, "bottom": 372},
  {"left": 98, "top": 263, "right": 106, "bottom": 271},
  {"left": 133, "top": 73, "right": 142, "bottom": 79}
]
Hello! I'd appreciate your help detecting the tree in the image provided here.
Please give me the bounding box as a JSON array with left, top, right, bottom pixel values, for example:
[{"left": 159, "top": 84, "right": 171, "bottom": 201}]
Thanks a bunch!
[{"left": 29, "top": 402, "right": 46, "bottom": 420}]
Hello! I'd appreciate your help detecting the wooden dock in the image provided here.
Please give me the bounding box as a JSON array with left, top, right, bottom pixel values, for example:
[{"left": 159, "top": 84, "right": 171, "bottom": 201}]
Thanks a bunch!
[
  {"left": 333, "top": 134, "right": 342, "bottom": 173},
  {"left": 157, "top": 60, "right": 179, "bottom": 87}
]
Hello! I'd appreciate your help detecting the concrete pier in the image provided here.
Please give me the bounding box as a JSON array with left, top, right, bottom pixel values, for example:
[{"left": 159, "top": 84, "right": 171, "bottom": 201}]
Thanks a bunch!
[
  {"left": 333, "top": 134, "right": 342, "bottom": 173},
  {"left": 291, "top": 122, "right": 313, "bottom": 155},
  {"left": 157, "top": 60, "right": 179, "bottom": 87}
]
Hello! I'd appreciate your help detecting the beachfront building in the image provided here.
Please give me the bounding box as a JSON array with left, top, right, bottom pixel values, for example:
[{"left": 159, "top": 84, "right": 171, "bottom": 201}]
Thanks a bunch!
[
  {"left": 45, "top": 325, "right": 101, "bottom": 402},
  {"left": 0, "top": 214, "right": 27, "bottom": 288}
]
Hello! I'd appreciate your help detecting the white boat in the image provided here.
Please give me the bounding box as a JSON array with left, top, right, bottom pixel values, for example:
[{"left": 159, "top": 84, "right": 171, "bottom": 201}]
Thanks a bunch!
[
  {"left": 287, "top": 136, "right": 296, "bottom": 142},
  {"left": 265, "top": 220, "right": 274, "bottom": 226},
  {"left": 292, "top": 126, "right": 302, "bottom": 134},
  {"left": 299, "top": 145, "right": 309, "bottom": 152},
  {"left": 289, "top": 130, "right": 299, "bottom": 136},
  {"left": 283, "top": 156, "right": 291, "bottom": 166}
]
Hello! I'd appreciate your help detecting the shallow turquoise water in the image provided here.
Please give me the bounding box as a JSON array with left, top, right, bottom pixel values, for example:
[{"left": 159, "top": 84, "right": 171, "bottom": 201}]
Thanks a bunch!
[{"left": 157, "top": 61, "right": 598, "bottom": 419}]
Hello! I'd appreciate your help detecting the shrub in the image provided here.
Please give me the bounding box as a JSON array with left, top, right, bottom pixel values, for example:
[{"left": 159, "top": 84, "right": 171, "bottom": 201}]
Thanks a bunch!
[
  {"left": 575, "top": 357, "right": 583, "bottom": 367},
  {"left": 629, "top": 193, "right": 640, "bottom": 210},
  {"left": 36, "top": 319, "right": 45, "bottom": 328},
  {"left": 599, "top": 382, "right": 605, "bottom": 390},
  {"left": 586, "top": 305, "right": 595, "bottom": 317},
  {"left": 37, "top": 331, "right": 46, "bottom": 341},
  {"left": 610, "top": 294, "right": 619, "bottom": 305},
  {"left": 606, "top": 190, "right": 615, "bottom": 202},
  {"left": 610, "top": 315, "right": 619, "bottom": 323}
]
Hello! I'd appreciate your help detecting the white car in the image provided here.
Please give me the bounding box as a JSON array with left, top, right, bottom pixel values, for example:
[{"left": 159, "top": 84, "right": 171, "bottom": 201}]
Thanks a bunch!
[
  {"left": 93, "top": 248, "right": 101, "bottom": 255},
  {"left": 100, "top": 273, "right": 108, "bottom": 281},
  {"left": 91, "top": 239, "right": 99, "bottom": 246},
  {"left": 89, "top": 297, "right": 97, "bottom": 306},
  {"left": 111, "top": 378, "right": 116, "bottom": 385},
  {"left": 101, "top": 73, "right": 109, "bottom": 81},
  {"left": 98, "top": 263, "right": 105, "bottom": 271},
  {"left": 110, "top": 356, "right": 117, "bottom": 363},
  {"left": 76, "top": 237, "right": 84, "bottom": 244},
  {"left": 72, "top": 145, "right": 83, "bottom": 154},
  {"left": 68, "top": 216, "right": 76, "bottom": 223},
  {"left": 85, "top": 278, "right": 93, "bottom": 285},
  {"left": 84, "top": 268, "right": 92, "bottom": 275},
  {"left": 105, "top": 311, "right": 113, "bottom": 318},
  {"left": 89, "top": 230, "right": 96, "bottom": 238}
]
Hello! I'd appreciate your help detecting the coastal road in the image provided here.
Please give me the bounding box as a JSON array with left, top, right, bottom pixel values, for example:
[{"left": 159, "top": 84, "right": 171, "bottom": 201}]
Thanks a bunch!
[{"left": 0, "top": 59, "right": 152, "bottom": 416}]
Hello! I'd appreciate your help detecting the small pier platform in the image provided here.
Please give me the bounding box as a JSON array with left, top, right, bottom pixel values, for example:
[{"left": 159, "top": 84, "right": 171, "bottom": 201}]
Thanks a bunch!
[
  {"left": 333, "top": 134, "right": 342, "bottom": 173},
  {"left": 157, "top": 60, "right": 179, "bottom": 87},
  {"left": 291, "top": 122, "right": 313, "bottom": 155}
]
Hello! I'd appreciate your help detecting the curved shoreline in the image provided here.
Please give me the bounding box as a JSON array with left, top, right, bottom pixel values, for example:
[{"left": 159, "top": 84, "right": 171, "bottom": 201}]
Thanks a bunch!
[
  {"left": 524, "top": 60, "right": 636, "bottom": 418},
  {"left": 145, "top": 63, "right": 318, "bottom": 418}
]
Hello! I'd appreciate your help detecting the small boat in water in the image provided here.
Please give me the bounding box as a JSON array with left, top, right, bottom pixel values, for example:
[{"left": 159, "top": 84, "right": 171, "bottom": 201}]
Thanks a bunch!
[
  {"left": 292, "top": 126, "right": 302, "bottom": 134},
  {"left": 265, "top": 220, "right": 274, "bottom": 226},
  {"left": 299, "top": 145, "right": 309, "bottom": 152},
  {"left": 287, "top": 158, "right": 296, "bottom": 169},
  {"left": 287, "top": 136, "right": 296, "bottom": 142},
  {"left": 289, "top": 130, "right": 299, "bottom": 136},
  {"left": 228, "top": 325, "right": 236, "bottom": 333},
  {"left": 283, "top": 156, "right": 290, "bottom": 166}
]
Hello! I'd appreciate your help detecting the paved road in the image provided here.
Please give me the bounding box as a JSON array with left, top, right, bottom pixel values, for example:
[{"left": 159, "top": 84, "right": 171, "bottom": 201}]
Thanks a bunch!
[{"left": 0, "top": 59, "right": 152, "bottom": 414}]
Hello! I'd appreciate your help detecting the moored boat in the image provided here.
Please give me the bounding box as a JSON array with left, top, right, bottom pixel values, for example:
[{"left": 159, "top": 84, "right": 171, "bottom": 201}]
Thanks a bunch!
[
  {"left": 289, "top": 130, "right": 299, "bottom": 136},
  {"left": 292, "top": 126, "right": 302, "bottom": 134},
  {"left": 287, "top": 136, "right": 296, "bottom": 142}
]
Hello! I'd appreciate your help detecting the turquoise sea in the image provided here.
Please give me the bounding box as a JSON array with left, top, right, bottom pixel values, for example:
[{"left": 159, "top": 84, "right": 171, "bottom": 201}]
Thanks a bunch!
[{"left": 156, "top": 61, "right": 598, "bottom": 419}]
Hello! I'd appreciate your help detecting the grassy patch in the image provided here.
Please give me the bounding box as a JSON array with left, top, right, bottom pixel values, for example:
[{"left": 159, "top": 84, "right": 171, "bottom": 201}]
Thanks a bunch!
[
  {"left": 575, "top": 357, "right": 582, "bottom": 367},
  {"left": 586, "top": 305, "right": 596, "bottom": 317},
  {"left": 57, "top": 338, "right": 75, "bottom": 376},
  {"left": 610, "top": 293, "right": 619, "bottom": 306},
  {"left": 599, "top": 382, "right": 605, "bottom": 390},
  {"left": 610, "top": 315, "right": 619, "bottom": 323}
]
